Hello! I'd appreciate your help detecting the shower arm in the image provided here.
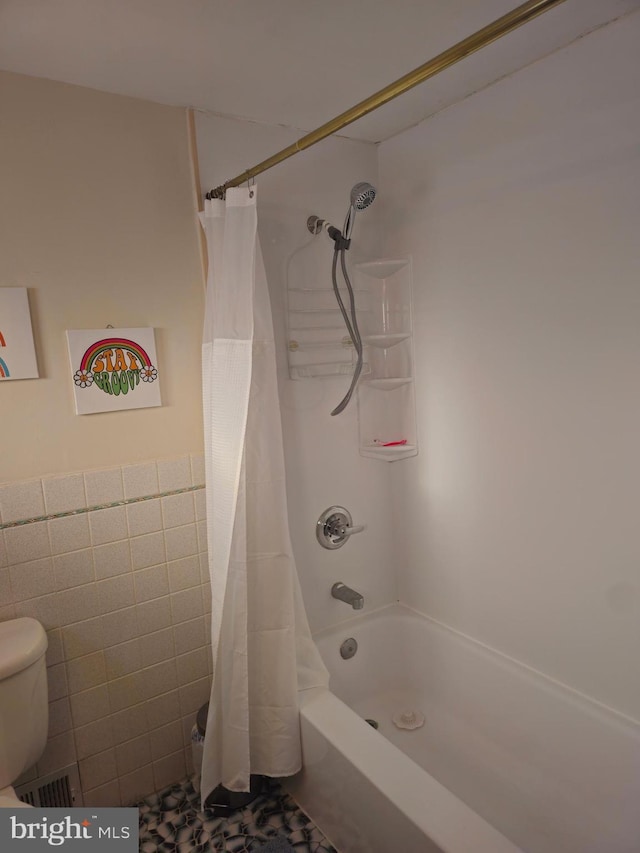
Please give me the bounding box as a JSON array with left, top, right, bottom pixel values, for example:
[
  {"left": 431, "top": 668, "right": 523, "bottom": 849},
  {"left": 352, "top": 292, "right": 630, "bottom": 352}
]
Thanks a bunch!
[{"left": 205, "top": 0, "right": 567, "bottom": 199}]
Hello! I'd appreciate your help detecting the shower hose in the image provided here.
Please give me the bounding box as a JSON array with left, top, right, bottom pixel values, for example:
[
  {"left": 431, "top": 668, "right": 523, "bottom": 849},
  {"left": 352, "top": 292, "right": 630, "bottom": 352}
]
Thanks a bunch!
[{"left": 331, "top": 246, "right": 363, "bottom": 416}]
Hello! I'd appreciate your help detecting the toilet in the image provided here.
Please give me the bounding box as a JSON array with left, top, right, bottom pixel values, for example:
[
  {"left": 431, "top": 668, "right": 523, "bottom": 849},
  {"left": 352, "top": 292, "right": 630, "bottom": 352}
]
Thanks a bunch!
[{"left": 0, "top": 617, "right": 49, "bottom": 808}]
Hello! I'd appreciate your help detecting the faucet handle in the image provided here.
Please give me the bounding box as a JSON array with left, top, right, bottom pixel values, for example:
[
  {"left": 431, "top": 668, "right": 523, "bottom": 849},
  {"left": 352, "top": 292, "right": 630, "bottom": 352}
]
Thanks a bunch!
[{"left": 317, "top": 506, "right": 365, "bottom": 550}]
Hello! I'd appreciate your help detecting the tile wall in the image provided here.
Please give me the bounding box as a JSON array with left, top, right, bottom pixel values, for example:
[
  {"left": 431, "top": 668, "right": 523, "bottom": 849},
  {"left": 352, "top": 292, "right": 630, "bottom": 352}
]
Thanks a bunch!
[{"left": 0, "top": 454, "right": 212, "bottom": 807}]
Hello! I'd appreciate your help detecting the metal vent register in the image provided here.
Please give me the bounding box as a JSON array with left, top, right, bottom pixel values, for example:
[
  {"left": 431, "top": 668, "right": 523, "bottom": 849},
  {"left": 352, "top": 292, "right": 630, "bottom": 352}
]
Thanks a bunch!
[{"left": 14, "top": 764, "right": 83, "bottom": 808}]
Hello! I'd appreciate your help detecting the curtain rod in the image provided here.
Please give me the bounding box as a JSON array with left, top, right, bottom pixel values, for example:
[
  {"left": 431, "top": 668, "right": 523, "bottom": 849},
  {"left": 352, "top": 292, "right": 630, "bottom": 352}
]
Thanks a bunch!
[{"left": 207, "top": 0, "right": 567, "bottom": 198}]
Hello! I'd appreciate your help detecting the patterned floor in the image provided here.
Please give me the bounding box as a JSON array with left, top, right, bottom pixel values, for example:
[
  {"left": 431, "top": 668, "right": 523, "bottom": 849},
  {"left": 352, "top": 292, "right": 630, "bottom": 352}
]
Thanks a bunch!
[{"left": 138, "top": 777, "right": 338, "bottom": 852}]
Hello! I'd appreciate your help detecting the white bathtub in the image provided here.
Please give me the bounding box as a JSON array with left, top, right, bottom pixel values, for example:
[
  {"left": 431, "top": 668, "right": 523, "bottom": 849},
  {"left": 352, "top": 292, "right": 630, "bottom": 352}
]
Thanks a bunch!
[{"left": 286, "top": 604, "right": 640, "bottom": 853}]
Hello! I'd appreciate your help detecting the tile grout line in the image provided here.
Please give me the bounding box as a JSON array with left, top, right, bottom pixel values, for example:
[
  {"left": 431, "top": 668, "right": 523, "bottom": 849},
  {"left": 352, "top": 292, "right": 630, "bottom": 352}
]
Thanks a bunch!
[{"left": 0, "top": 485, "right": 206, "bottom": 531}]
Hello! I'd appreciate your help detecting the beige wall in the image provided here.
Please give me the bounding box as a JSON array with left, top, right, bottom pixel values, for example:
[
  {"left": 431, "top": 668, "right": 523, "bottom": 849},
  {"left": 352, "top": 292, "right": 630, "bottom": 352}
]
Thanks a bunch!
[
  {"left": 0, "top": 71, "right": 210, "bottom": 806},
  {"left": 0, "top": 72, "right": 205, "bottom": 483}
]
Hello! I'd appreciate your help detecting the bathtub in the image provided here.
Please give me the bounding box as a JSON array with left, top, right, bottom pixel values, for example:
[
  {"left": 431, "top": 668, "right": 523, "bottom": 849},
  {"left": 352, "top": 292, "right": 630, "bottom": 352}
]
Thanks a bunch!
[{"left": 286, "top": 604, "right": 640, "bottom": 853}]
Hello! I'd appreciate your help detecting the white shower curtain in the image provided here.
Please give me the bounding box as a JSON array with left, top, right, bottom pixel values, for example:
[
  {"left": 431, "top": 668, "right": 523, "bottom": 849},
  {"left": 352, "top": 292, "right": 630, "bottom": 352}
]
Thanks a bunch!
[{"left": 199, "top": 187, "right": 328, "bottom": 803}]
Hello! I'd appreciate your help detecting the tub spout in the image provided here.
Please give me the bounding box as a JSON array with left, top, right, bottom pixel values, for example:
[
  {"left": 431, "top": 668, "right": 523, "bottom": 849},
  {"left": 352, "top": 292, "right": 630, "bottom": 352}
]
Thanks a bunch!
[{"left": 331, "top": 582, "right": 364, "bottom": 610}]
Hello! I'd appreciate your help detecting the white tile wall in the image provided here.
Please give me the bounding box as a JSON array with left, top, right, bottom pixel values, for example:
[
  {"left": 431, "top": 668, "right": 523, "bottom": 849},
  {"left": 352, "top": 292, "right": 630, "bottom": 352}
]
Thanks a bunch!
[
  {"left": 69, "top": 685, "right": 110, "bottom": 727},
  {"left": 190, "top": 454, "right": 205, "bottom": 488},
  {"left": 48, "top": 697, "right": 72, "bottom": 737},
  {"left": 122, "top": 463, "right": 159, "bottom": 501},
  {"left": 157, "top": 458, "right": 191, "bottom": 493},
  {"left": 134, "top": 564, "right": 170, "bottom": 602},
  {"left": 57, "top": 585, "right": 99, "bottom": 625},
  {"left": 96, "top": 574, "right": 134, "bottom": 615},
  {"left": 127, "top": 499, "right": 162, "bottom": 538},
  {"left": 84, "top": 469, "right": 125, "bottom": 506},
  {"left": 42, "top": 475, "right": 86, "bottom": 515},
  {"left": 173, "top": 616, "right": 206, "bottom": 656},
  {"left": 93, "top": 540, "right": 131, "bottom": 580},
  {"left": 0, "top": 569, "right": 11, "bottom": 601},
  {"left": 45, "top": 629, "right": 64, "bottom": 666},
  {"left": 149, "top": 720, "right": 183, "bottom": 762},
  {"left": 62, "top": 617, "right": 105, "bottom": 660},
  {"left": 161, "top": 493, "right": 195, "bottom": 529},
  {"left": 5, "top": 522, "right": 50, "bottom": 564},
  {"left": 84, "top": 779, "right": 121, "bottom": 808},
  {"left": 152, "top": 750, "right": 186, "bottom": 792},
  {"left": 130, "top": 532, "right": 166, "bottom": 571},
  {"left": 167, "top": 556, "right": 200, "bottom": 593},
  {"left": 10, "top": 558, "right": 56, "bottom": 601},
  {"left": 0, "top": 480, "right": 45, "bottom": 524},
  {"left": 89, "top": 506, "right": 127, "bottom": 547},
  {"left": 164, "top": 524, "right": 198, "bottom": 563},
  {"left": 49, "top": 515, "right": 91, "bottom": 555},
  {"left": 53, "top": 549, "right": 95, "bottom": 591},
  {"left": 0, "top": 455, "right": 210, "bottom": 807},
  {"left": 138, "top": 627, "right": 174, "bottom": 668},
  {"left": 101, "top": 606, "right": 138, "bottom": 648},
  {"left": 15, "top": 593, "right": 60, "bottom": 631}
]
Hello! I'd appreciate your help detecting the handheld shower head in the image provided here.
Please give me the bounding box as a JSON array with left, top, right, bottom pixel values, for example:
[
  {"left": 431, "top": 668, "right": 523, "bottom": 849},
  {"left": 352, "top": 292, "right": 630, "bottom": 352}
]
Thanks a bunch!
[
  {"left": 344, "top": 181, "right": 376, "bottom": 239},
  {"left": 304, "top": 181, "right": 378, "bottom": 416},
  {"left": 307, "top": 182, "right": 377, "bottom": 241},
  {"left": 350, "top": 182, "right": 377, "bottom": 211}
]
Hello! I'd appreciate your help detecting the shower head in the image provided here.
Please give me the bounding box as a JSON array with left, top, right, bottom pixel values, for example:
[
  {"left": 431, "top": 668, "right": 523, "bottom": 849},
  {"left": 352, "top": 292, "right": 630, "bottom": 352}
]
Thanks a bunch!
[
  {"left": 344, "top": 181, "right": 377, "bottom": 239},
  {"left": 307, "top": 182, "right": 377, "bottom": 243},
  {"left": 350, "top": 182, "right": 377, "bottom": 211}
]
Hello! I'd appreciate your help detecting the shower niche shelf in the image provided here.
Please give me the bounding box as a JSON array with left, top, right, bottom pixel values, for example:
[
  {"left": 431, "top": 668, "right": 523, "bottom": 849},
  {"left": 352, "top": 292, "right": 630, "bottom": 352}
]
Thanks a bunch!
[{"left": 354, "top": 258, "right": 417, "bottom": 462}]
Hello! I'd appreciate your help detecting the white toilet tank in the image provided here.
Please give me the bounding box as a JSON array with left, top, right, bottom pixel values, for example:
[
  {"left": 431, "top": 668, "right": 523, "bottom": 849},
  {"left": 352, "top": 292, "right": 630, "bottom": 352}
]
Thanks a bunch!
[{"left": 0, "top": 618, "right": 49, "bottom": 789}]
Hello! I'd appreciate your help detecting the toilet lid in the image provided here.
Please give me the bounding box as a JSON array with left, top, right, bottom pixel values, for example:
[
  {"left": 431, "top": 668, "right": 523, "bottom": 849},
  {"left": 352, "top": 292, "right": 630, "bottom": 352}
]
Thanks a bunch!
[{"left": 0, "top": 618, "right": 48, "bottom": 679}]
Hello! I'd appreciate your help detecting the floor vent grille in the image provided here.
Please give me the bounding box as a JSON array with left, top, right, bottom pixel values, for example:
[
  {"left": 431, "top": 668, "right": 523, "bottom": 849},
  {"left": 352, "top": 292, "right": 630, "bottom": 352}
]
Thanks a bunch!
[{"left": 15, "top": 764, "right": 83, "bottom": 808}]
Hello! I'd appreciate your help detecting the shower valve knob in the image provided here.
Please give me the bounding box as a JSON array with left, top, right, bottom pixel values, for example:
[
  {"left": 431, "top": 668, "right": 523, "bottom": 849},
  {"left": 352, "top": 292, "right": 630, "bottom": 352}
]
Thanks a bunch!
[{"left": 316, "top": 506, "right": 365, "bottom": 550}]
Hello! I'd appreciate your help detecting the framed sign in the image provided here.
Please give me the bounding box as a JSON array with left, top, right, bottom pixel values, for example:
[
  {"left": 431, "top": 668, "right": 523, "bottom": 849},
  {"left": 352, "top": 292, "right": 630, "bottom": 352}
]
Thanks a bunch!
[
  {"left": 0, "top": 288, "right": 39, "bottom": 380},
  {"left": 66, "top": 328, "right": 162, "bottom": 415}
]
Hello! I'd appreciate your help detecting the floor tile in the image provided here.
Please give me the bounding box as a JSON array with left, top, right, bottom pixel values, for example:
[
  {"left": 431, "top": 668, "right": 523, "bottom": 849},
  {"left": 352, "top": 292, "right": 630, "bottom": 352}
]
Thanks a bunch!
[{"left": 137, "top": 776, "right": 337, "bottom": 852}]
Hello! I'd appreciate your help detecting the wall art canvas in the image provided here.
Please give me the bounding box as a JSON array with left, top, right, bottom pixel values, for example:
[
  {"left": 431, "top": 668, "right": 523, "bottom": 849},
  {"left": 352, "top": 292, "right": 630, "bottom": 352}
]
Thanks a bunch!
[
  {"left": 66, "top": 327, "right": 162, "bottom": 415},
  {"left": 0, "top": 287, "right": 39, "bottom": 380}
]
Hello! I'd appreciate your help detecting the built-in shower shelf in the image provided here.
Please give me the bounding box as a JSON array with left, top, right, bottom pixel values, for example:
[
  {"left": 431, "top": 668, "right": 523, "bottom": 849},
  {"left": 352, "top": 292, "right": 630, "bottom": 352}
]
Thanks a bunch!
[
  {"left": 354, "top": 259, "right": 409, "bottom": 279},
  {"left": 362, "top": 377, "right": 413, "bottom": 390},
  {"left": 286, "top": 244, "right": 416, "bottom": 461},
  {"left": 354, "top": 257, "right": 417, "bottom": 462},
  {"left": 361, "top": 443, "right": 418, "bottom": 460},
  {"left": 363, "top": 333, "right": 411, "bottom": 349}
]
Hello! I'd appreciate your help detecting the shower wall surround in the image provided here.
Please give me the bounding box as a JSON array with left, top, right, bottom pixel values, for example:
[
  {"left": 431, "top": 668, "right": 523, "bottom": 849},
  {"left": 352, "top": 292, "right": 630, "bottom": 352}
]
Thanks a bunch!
[
  {"left": 378, "top": 10, "right": 640, "bottom": 723},
  {"left": 0, "top": 454, "right": 211, "bottom": 806}
]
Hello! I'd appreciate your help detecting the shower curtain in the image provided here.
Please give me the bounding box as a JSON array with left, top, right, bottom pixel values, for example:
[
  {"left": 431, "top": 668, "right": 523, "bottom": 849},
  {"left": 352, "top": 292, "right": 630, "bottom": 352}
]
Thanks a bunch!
[{"left": 199, "top": 187, "right": 328, "bottom": 803}]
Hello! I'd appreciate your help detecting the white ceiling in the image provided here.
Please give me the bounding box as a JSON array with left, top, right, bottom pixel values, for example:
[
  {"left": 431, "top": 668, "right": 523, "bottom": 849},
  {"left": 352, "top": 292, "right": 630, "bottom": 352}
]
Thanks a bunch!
[{"left": 1, "top": 0, "right": 638, "bottom": 143}]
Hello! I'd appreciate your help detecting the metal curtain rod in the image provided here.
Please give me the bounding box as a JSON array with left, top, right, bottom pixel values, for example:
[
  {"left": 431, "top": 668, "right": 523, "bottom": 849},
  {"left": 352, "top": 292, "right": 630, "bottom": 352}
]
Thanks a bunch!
[{"left": 207, "top": 0, "right": 567, "bottom": 198}]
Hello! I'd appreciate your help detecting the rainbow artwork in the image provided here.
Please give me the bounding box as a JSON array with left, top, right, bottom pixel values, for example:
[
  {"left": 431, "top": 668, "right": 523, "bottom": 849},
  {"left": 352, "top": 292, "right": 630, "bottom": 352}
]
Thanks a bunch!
[
  {"left": 0, "top": 331, "right": 7, "bottom": 378},
  {"left": 67, "top": 328, "right": 161, "bottom": 415},
  {"left": 0, "top": 288, "right": 39, "bottom": 381}
]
